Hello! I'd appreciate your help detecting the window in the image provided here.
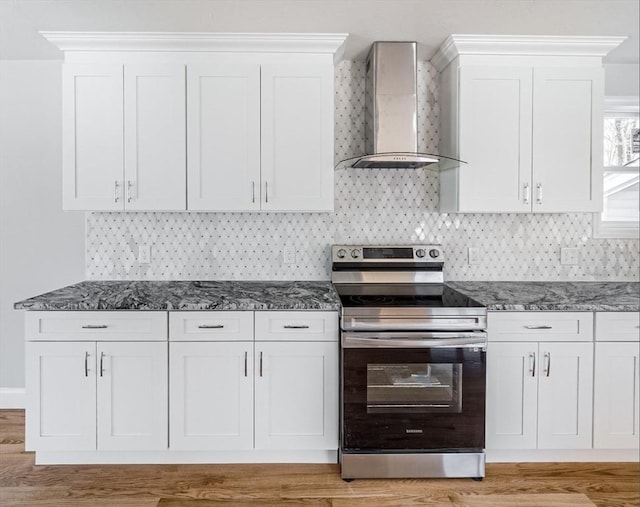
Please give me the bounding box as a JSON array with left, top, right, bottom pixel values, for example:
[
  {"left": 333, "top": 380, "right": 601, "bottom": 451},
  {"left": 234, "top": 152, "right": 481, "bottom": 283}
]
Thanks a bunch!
[{"left": 593, "top": 97, "right": 640, "bottom": 238}]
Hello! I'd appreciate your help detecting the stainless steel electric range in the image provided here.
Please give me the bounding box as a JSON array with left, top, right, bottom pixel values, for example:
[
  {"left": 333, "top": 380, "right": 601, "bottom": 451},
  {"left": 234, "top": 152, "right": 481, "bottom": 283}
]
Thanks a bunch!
[{"left": 331, "top": 244, "right": 487, "bottom": 480}]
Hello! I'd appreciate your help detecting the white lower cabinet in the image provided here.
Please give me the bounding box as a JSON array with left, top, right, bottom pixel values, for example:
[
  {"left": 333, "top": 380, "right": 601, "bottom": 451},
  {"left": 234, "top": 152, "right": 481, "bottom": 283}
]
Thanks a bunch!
[
  {"left": 254, "top": 341, "right": 338, "bottom": 450},
  {"left": 170, "top": 341, "right": 254, "bottom": 450},
  {"left": 486, "top": 341, "right": 593, "bottom": 450},
  {"left": 168, "top": 311, "right": 339, "bottom": 453},
  {"left": 486, "top": 312, "right": 594, "bottom": 452},
  {"left": 26, "top": 340, "right": 168, "bottom": 452},
  {"left": 593, "top": 312, "right": 640, "bottom": 450},
  {"left": 25, "top": 309, "right": 339, "bottom": 462}
]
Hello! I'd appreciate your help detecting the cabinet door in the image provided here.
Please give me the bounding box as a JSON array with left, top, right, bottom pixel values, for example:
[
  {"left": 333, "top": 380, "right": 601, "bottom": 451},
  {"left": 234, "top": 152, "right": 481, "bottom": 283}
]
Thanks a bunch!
[
  {"left": 594, "top": 342, "right": 640, "bottom": 449},
  {"left": 486, "top": 342, "right": 538, "bottom": 450},
  {"left": 62, "top": 64, "right": 123, "bottom": 210},
  {"left": 123, "top": 64, "right": 186, "bottom": 210},
  {"left": 458, "top": 67, "right": 533, "bottom": 212},
  {"left": 96, "top": 342, "right": 168, "bottom": 451},
  {"left": 532, "top": 67, "right": 604, "bottom": 212},
  {"left": 187, "top": 65, "right": 261, "bottom": 211},
  {"left": 537, "top": 342, "right": 593, "bottom": 449},
  {"left": 261, "top": 64, "right": 334, "bottom": 211},
  {"left": 169, "top": 342, "right": 253, "bottom": 450},
  {"left": 255, "top": 341, "right": 338, "bottom": 450},
  {"left": 25, "top": 342, "right": 96, "bottom": 451}
]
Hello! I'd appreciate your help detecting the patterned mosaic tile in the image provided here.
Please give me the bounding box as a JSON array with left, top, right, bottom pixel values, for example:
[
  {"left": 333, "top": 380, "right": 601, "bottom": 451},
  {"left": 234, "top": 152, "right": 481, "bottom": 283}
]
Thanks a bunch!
[{"left": 86, "top": 61, "right": 639, "bottom": 282}]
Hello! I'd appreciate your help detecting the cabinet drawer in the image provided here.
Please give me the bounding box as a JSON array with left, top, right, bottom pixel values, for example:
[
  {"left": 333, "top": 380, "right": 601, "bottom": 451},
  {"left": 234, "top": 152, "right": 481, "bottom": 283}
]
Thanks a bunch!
[
  {"left": 488, "top": 312, "right": 593, "bottom": 342},
  {"left": 25, "top": 311, "right": 167, "bottom": 341},
  {"left": 169, "top": 312, "right": 253, "bottom": 341},
  {"left": 255, "top": 311, "right": 338, "bottom": 341},
  {"left": 595, "top": 312, "right": 640, "bottom": 342}
]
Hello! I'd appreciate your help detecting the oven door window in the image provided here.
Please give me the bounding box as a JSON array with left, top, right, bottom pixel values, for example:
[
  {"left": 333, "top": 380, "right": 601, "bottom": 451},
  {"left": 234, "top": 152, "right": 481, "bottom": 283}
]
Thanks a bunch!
[{"left": 367, "top": 363, "right": 462, "bottom": 414}]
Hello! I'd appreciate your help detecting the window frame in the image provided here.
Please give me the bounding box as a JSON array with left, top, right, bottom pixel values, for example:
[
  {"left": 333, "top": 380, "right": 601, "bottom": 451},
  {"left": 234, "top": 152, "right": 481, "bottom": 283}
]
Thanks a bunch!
[{"left": 593, "top": 96, "right": 639, "bottom": 239}]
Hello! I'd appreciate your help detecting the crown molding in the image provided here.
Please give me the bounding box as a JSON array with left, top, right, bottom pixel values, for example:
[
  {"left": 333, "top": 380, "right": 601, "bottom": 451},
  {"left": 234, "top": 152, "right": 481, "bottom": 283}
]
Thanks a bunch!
[
  {"left": 430, "top": 34, "right": 628, "bottom": 71},
  {"left": 39, "top": 31, "right": 349, "bottom": 55}
]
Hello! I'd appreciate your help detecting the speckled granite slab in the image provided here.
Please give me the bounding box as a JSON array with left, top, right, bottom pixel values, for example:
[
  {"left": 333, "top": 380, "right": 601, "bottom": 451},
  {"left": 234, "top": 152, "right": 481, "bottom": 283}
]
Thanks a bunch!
[
  {"left": 14, "top": 281, "right": 341, "bottom": 311},
  {"left": 446, "top": 281, "right": 640, "bottom": 312}
]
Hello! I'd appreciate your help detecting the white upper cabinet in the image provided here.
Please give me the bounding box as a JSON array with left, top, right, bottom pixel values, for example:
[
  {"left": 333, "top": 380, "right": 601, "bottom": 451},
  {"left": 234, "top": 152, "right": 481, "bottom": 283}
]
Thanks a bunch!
[
  {"left": 187, "top": 63, "right": 334, "bottom": 211},
  {"left": 260, "top": 65, "right": 334, "bottom": 211},
  {"left": 532, "top": 67, "right": 604, "bottom": 212},
  {"left": 63, "top": 63, "right": 186, "bottom": 211},
  {"left": 187, "top": 65, "right": 261, "bottom": 211},
  {"left": 433, "top": 35, "right": 623, "bottom": 213},
  {"left": 62, "top": 64, "right": 123, "bottom": 210},
  {"left": 123, "top": 65, "right": 186, "bottom": 211},
  {"left": 48, "top": 32, "right": 348, "bottom": 212}
]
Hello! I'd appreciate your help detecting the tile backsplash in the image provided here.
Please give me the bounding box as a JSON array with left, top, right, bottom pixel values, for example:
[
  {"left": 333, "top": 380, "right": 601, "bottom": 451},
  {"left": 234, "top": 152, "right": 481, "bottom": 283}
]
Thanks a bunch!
[{"left": 86, "top": 61, "right": 639, "bottom": 282}]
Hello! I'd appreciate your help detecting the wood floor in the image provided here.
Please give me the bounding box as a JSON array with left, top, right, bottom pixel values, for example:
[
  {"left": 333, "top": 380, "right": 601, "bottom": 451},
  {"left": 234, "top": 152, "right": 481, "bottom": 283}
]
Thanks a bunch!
[{"left": 1, "top": 410, "right": 638, "bottom": 507}]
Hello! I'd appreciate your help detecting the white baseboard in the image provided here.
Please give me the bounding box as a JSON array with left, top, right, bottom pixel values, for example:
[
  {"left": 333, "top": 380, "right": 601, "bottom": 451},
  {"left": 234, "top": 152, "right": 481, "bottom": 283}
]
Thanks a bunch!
[{"left": 0, "top": 387, "right": 26, "bottom": 409}]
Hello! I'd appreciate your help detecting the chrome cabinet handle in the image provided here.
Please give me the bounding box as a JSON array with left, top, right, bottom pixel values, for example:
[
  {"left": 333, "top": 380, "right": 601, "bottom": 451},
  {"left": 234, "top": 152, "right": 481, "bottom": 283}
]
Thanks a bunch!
[
  {"left": 283, "top": 325, "right": 310, "bottom": 329},
  {"left": 544, "top": 352, "right": 551, "bottom": 377},
  {"left": 524, "top": 325, "right": 552, "bottom": 330},
  {"left": 82, "top": 325, "right": 107, "bottom": 329},
  {"left": 127, "top": 180, "right": 133, "bottom": 203},
  {"left": 197, "top": 324, "right": 224, "bottom": 329},
  {"left": 114, "top": 181, "right": 120, "bottom": 203},
  {"left": 523, "top": 183, "right": 530, "bottom": 204},
  {"left": 529, "top": 352, "right": 536, "bottom": 377},
  {"left": 84, "top": 351, "right": 89, "bottom": 377},
  {"left": 265, "top": 181, "right": 268, "bottom": 203},
  {"left": 99, "top": 351, "right": 105, "bottom": 377},
  {"left": 536, "top": 183, "right": 543, "bottom": 205},
  {"left": 244, "top": 351, "right": 248, "bottom": 377},
  {"left": 259, "top": 351, "right": 263, "bottom": 377},
  {"left": 252, "top": 181, "right": 255, "bottom": 203}
]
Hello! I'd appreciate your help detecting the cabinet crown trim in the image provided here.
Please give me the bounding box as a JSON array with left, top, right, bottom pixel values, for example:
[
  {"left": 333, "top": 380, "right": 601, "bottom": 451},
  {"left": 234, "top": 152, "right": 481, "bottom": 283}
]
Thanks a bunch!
[
  {"left": 430, "top": 34, "right": 627, "bottom": 71},
  {"left": 40, "top": 31, "right": 349, "bottom": 56}
]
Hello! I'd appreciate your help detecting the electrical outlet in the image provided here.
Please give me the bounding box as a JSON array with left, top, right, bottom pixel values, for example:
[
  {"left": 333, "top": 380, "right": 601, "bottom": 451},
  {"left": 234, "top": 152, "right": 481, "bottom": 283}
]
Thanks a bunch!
[
  {"left": 283, "top": 245, "right": 296, "bottom": 264},
  {"left": 138, "top": 244, "right": 151, "bottom": 264},
  {"left": 468, "top": 247, "right": 480, "bottom": 265},
  {"left": 560, "top": 247, "right": 579, "bottom": 265}
]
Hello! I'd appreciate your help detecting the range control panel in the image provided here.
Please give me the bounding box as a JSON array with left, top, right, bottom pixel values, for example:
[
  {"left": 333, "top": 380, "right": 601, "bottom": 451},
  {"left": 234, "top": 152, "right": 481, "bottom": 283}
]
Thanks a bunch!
[{"left": 331, "top": 245, "right": 443, "bottom": 263}]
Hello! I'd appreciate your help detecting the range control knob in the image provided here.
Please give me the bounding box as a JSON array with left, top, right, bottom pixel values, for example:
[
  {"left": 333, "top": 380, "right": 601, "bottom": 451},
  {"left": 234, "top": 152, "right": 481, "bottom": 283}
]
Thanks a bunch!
[
  {"left": 336, "top": 248, "right": 347, "bottom": 259},
  {"left": 350, "top": 249, "right": 360, "bottom": 259},
  {"left": 415, "top": 249, "right": 426, "bottom": 258},
  {"left": 429, "top": 249, "right": 441, "bottom": 259}
]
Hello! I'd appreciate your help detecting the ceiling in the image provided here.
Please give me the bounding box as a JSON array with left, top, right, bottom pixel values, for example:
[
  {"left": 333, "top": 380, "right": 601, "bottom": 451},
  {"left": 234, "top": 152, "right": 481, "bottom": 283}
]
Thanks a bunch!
[{"left": 1, "top": 0, "right": 638, "bottom": 63}]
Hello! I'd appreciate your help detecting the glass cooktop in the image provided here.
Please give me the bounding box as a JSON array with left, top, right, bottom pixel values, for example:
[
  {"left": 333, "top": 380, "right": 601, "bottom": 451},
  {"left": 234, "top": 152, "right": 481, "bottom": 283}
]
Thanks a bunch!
[{"left": 333, "top": 284, "right": 484, "bottom": 309}]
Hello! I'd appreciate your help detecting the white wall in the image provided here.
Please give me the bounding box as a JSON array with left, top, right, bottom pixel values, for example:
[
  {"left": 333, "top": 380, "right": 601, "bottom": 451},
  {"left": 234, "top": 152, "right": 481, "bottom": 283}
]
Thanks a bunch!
[
  {"left": 0, "top": 61, "right": 85, "bottom": 393},
  {"left": 604, "top": 63, "right": 640, "bottom": 96}
]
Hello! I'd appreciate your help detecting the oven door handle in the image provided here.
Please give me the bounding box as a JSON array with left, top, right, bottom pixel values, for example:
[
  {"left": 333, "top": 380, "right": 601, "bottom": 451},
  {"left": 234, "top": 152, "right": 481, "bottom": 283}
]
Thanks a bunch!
[{"left": 342, "top": 333, "right": 487, "bottom": 349}]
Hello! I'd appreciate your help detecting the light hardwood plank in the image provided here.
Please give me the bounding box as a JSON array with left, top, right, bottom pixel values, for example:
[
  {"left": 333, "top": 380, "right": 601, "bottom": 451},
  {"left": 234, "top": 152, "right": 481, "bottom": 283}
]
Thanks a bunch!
[
  {"left": 452, "top": 493, "right": 596, "bottom": 506},
  {"left": 1, "top": 410, "right": 638, "bottom": 507}
]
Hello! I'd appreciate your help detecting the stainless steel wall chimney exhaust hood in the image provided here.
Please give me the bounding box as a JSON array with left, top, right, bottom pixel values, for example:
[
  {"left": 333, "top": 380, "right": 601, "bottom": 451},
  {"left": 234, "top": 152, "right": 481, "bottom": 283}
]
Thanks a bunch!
[{"left": 350, "top": 41, "right": 439, "bottom": 169}]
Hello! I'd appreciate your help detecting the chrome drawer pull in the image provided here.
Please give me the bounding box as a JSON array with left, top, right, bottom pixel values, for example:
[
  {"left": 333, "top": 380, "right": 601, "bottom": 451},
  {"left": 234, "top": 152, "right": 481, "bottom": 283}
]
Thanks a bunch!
[
  {"left": 99, "top": 352, "right": 105, "bottom": 377},
  {"left": 524, "top": 325, "right": 553, "bottom": 330},
  {"left": 198, "top": 324, "right": 224, "bottom": 329},
  {"left": 84, "top": 352, "right": 89, "bottom": 377},
  {"left": 244, "top": 351, "right": 248, "bottom": 377},
  {"left": 283, "top": 325, "right": 310, "bottom": 329},
  {"left": 82, "top": 325, "right": 107, "bottom": 329},
  {"left": 259, "top": 352, "right": 263, "bottom": 377}
]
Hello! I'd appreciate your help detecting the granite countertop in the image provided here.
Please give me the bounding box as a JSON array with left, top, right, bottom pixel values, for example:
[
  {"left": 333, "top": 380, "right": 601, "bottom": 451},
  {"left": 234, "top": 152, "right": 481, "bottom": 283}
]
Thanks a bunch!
[
  {"left": 13, "top": 280, "right": 341, "bottom": 311},
  {"left": 446, "top": 281, "right": 640, "bottom": 312}
]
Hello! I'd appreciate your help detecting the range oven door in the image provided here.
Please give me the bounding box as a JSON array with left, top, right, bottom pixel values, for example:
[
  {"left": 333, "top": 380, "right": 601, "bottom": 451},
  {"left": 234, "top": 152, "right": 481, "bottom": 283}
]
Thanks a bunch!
[{"left": 342, "top": 332, "right": 487, "bottom": 452}]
